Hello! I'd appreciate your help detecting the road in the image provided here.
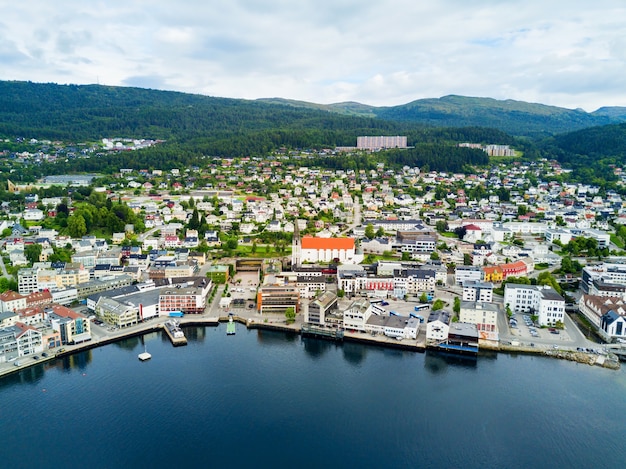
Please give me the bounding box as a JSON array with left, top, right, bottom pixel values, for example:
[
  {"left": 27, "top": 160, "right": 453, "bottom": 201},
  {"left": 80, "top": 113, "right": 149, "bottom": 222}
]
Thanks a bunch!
[
  {"left": 0, "top": 257, "right": 12, "bottom": 280},
  {"left": 340, "top": 196, "right": 361, "bottom": 235},
  {"left": 137, "top": 226, "right": 160, "bottom": 241}
]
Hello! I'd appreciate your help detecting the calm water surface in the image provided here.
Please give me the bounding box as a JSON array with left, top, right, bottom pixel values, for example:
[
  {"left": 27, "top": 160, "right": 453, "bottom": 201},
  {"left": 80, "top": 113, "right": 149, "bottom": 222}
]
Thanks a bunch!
[{"left": 1, "top": 326, "right": 625, "bottom": 469}]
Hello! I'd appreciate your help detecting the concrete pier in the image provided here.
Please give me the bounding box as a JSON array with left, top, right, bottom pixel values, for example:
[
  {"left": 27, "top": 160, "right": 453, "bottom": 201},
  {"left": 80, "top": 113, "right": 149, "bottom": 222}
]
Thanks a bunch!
[{"left": 164, "top": 319, "right": 187, "bottom": 346}]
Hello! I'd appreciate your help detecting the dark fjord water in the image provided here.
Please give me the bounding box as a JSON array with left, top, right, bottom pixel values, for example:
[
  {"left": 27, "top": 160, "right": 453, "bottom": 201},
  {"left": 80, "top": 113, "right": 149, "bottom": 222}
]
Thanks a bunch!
[{"left": 1, "top": 326, "right": 625, "bottom": 469}]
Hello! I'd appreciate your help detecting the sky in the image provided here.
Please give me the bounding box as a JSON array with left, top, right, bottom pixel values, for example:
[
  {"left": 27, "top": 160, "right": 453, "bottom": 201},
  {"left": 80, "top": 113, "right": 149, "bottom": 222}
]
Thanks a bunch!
[{"left": 1, "top": 0, "right": 625, "bottom": 111}]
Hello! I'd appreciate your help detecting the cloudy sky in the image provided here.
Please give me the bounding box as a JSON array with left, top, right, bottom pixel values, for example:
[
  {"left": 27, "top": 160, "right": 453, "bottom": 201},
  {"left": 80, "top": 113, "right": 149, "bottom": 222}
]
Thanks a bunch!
[{"left": 1, "top": 0, "right": 625, "bottom": 111}]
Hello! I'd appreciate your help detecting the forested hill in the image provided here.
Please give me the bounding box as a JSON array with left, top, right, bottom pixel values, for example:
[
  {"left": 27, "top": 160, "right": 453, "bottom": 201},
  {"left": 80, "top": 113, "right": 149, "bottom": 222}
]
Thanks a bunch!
[
  {"left": 261, "top": 95, "right": 626, "bottom": 138},
  {"left": 3, "top": 81, "right": 623, "bottom": 145},
  {"left": 539, "top": 122, "right": 626, "bottom": 186},
  {"left": 0, "top": 81, "right": 516, "bottom": 153},
  {"left": 0, "top": 80, "right": 396, "bottom": 143},
  {"left": 374, "top": 95, "right": 625, "bottom": 137}
]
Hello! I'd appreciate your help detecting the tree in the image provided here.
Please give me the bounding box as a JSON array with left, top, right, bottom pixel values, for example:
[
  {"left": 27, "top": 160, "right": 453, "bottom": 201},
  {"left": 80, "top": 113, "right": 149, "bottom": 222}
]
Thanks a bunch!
[
  {"left": 375, "top": 227, "right": 385, "bottom": 238},
  {"left": 435, "top": 220, "right": 448, "bottom": 233},
  {"left": 188, "top": 208, "right": 200, "bottom": 230},
  {"left": 49, "top": 246, "right": 73, "bottom": 263},
  {"left": 454, "top": 226, "right": 467, "bottom": 240},
  {"left": 337, "top": 289, "right": 345, "bottom": 298},
  {"left": 432, "top": 299, "right": 444, "bottom": 311},
  {"left": 225, "top": 238, "right": 239, "bottom": 251},
  {"left": 25, "top": 243, "right": 42, "bottom": 265},
  {"left": 285, "top": 307, "right": 296, "bottom": 324},
  {"left": 453, "top": 297, "right": 461, "bottom": 314},
  {"left": 419, "top": 292, "right": 429, "bottom": 303},
  {"left": 430, "top": 251, "right": 440, "bottom": 261},
  {"left": 67, "top": 214, "right": 87, "bottom": 238},
  {"left": 365, "top": 223, "right": 375, "bottom": 240},
  {"left": 537, "top": 271, "right": 562, "bottom": 295},
  {"left": 0, "top": 277, "right": 18, "bottom": 293},
  {"left": 401, "top": 251, "right": 411, "bottom": 261}
]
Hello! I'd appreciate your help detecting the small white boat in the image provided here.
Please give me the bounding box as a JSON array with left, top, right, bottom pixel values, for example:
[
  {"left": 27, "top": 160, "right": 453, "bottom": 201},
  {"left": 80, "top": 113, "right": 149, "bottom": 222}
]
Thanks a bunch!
[{"left": 138, "top": 345, "right": 151, "bottom": 361}]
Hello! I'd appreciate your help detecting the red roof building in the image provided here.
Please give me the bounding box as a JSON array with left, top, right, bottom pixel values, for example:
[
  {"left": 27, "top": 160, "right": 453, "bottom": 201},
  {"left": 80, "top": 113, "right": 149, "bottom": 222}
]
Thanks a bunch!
[{"left": 297, "top": 237, "right": 357, "bottom": 264}]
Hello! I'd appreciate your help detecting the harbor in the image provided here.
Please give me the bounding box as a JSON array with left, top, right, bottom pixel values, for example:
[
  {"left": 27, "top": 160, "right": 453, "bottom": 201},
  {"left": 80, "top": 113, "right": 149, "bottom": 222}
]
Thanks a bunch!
[{"left": 1, "top": 305, "right": 622, "bottom": 379}]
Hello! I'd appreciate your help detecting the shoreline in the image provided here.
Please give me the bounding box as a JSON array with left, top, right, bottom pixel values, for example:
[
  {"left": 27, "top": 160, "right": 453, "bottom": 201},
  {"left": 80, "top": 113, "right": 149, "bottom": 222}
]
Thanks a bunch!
[{"left": 0, "top": 315, "right": 619, "bottom": 379}]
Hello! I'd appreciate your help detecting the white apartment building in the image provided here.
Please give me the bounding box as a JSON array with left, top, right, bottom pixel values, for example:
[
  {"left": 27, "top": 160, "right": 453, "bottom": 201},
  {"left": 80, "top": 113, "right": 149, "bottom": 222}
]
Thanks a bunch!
[
  {"left": 343, "top": 299, "right": 373, "bottom": 332},
  {"left": 455, "top": 266, "right": 483, "bottom": 286},
  {"left": 462, "top": 281, "right": 494, "bottom": 303},
  {"left": 504, "top": 284, "right": 565, "bottom": 326},
  {"left": 356, "top": 136, "right": 407, "bottom": 150},
  {"left": 459, "top": 301, "right": 499, "bottom": 337}
]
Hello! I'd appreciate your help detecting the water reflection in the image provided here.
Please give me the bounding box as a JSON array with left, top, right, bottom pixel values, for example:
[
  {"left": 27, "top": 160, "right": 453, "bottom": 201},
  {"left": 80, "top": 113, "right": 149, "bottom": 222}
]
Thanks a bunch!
[
  {"left": 424, "top": 350, "right": 477, "bottom": 374},
  {"left": 114, "top": 336, "right": 141, "bottom": 350},
  {"left": 0, "top": 364, "right": 46, "bottom": 386},
  {"left": 59, "top": 350, "right": 93, "bottom": 372},
  {"left": 255, "top": 329, "right": 298, "bottom": 345},
  {"left": 302, "top": 337, "right": 337, "bottom": 359},
  {"left": 342, "top": 341, "right": 368, "bottom": 366},
  {"left": 184, "top": 327, "right": 207, "bottom": 343}
]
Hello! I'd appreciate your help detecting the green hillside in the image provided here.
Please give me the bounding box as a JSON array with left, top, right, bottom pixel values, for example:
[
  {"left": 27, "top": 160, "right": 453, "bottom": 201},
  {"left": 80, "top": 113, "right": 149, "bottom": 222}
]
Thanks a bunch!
[
  {"left": 4, "top": 80, "right": 626, "bottom": 182},
  {"left": 259, "top": 94, "right": 625, "bottom": 137},
  {"left": 372, "top": 95, "right": 622, "bottom": 137},
  {"left": 539, "top": 122, "right": 626, "bottom": 186}
]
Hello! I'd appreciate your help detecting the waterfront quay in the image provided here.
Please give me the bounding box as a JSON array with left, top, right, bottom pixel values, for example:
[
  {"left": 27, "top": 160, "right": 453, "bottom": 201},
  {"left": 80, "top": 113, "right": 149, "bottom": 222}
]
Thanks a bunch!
[{"left": 1, "top": 299, "right": 620, "bottom": 379}]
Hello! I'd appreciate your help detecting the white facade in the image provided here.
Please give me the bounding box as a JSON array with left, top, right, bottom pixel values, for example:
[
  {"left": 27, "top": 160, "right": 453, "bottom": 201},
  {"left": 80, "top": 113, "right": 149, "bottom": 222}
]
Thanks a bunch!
[
  {"left": 504, "top": 284, "right": 565, "bottom": 326},
  {"left": 0, "top": 293, "right": 27, "bottom": 313},
  {"left": 18, "top": 269, "right": 38, "bottom": 294},
  {"left": 459, "top": 301, "right": 499, "bottom": 337},
  {"left": 343, "top": 300, "right": 372, "bottom": 332},
  {"left": 455, "top": 266, "right": 483, "bottom": 286},
  {"left": 357, "top": 136, "right": 407, "bottom": 150},
  {"left": 462, "top": 281, "right": 494, "bottom": 302},
  {"left": 51, "top": 288, "right": 78, "bottom": 306},
  {"left": 426, "top": 310, "right": 451, "bottom": 342},
  {"left": 545, "top": 228, "right": 572, "bottom": 245}
]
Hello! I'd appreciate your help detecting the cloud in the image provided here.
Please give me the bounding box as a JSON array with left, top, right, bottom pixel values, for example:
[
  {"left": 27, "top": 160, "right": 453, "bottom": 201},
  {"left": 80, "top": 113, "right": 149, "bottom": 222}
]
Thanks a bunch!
[{"left": 0, "top": 0, "right": 625, "bottom": 111}]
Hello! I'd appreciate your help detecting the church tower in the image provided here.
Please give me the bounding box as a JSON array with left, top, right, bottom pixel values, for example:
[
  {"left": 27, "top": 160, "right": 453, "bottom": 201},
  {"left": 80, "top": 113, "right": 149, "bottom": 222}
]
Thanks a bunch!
[{"left": 291, "top": 219, "right": 301, "bottom": 267}]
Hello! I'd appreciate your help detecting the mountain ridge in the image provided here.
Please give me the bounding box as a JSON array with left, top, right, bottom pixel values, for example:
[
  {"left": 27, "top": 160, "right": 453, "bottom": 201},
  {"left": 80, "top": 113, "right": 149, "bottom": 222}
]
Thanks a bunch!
[
  {"left": 0, "top": 80, "right": 625, "bottom": 141},
  {"left": 259, "top": 94, "right": 626, "bottom": 137}
]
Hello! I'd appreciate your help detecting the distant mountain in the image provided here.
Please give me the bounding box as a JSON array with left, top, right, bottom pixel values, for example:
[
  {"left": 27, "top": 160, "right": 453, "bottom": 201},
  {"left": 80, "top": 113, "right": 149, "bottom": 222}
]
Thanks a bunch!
[
  {"left": 256, "top": 98, "right": 377, "bottom": 117},
  {"left": 592, "top": 106, "right": 626, "bottom": 121},
  {"left": 259, "top": 94, "right": 626, "bottom": 137},
  {"left": 373, "top": 95, "right": 625, "bottom": 137},
  {"left": 0, "top": 80, "right": 623, "bottom": 149}
]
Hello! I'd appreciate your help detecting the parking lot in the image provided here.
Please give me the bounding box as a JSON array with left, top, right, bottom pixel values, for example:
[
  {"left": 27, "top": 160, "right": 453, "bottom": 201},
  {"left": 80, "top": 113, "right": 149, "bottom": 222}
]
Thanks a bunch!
[{"left": 508, "top": 313, "right": 566, "bottom": 344}]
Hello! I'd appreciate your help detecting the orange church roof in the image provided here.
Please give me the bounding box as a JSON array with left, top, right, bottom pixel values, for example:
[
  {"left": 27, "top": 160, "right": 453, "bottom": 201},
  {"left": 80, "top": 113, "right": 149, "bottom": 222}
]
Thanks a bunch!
[{"left": 301, "top": 236, "right": 355, "bottom": 250}]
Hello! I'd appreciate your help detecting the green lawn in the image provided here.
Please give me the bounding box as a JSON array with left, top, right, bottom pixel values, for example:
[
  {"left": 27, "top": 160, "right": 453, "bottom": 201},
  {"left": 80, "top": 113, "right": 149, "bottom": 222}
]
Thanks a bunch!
[{"left": 610, "top": 234, "right": 624, "bottom": 249}]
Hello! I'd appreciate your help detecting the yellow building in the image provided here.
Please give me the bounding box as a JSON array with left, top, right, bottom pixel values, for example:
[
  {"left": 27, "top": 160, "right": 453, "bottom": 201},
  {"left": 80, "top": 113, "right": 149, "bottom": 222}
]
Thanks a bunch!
[{"left": 482, "top": 266, "right": 503, "bottom": 283}]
